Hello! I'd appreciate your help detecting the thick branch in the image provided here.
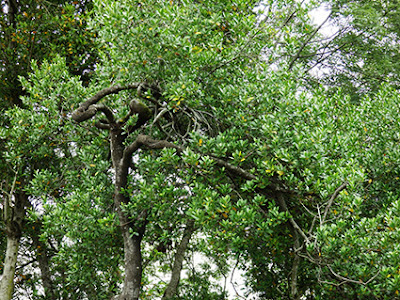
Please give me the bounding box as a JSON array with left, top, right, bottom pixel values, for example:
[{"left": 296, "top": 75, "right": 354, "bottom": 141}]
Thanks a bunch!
[
  {"left": 134, "top": 135, "right": 262, "bottom": 181},
  {"left": 95, "top": 103, "right": 115, "bottom": 123},
  {"left": 71, "top": 84, "right": 140, "bottom": 122},
  {"left": 124, "top": 139, "right": 143, "bottom": 159},
  {"left": 71, "top": 105, "right": 97, "bottom": 122},
  {"left": 71, "top": 103, "right": 115, "bottom": 123},
  {"left": 81, "top": 84, "right": 141, "bottom": 110},
  {"left": 95, "top": 121, "right": 111, "bottom": 130}
]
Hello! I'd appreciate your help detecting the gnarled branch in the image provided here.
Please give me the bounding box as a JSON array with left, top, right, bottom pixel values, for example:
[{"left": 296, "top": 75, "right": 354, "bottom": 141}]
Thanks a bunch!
[{"left": 71, "top": 83, "right": 141, "bottom": 123}]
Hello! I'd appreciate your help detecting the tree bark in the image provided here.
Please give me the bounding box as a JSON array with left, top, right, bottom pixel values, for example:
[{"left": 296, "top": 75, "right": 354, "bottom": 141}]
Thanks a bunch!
[
  {"left": 118, "top": 226, "right": 144, "bottom": 300},
  {"left": 0, "top": 236, "right": 19, "bottom": 300},
  {"left": 110, "top": 129, "right": 146, "bottom": 300},
  {"left": 289, "top": 230, "right": 301, "bottom": 300},
  {"left": 162, "top": 220, "right": 195, "bottom": 300},
  {"left": 0, "top": 192, "right": 27, "bottom": 300},
  {"left": 31, "top": 221, "right": 56, "bottom": 300}
]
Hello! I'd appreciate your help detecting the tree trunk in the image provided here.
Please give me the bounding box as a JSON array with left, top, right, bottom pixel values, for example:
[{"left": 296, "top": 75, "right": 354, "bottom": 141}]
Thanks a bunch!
[
  {"left": 31, "top": 221, "right": 56, "bottom": 299},
  {"left": 289, "top": 230, "right": 301, "bottom": 300},
  {"left": 274, "top": 192, "right": 302, "bottom": 300},
  {"left": 119, "top": 228, "right": 144, "bottom": 300},
  {"left": 114, "top": 191, "right": 145, "bottom": 300},
  {"left": 111, "top": 130, "right": 146, "bottom": 300},
  {"left": 0, "top": 236, "right": 19, "bottom": 300},
  {"left": 162, "top": 220, "right": 195, "bottom": 300},
  {"left": 0, "top": 192, "right": 27, "bottom": 300}
]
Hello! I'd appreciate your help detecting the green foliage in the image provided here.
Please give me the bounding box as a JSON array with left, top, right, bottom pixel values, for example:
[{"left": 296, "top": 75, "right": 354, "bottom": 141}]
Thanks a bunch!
[
  {"left": 0, "top": 56, "right": 119, "bottom": 299},
  {"left": 2, "top": 0, "right": 400, "bottom": 299},
  {"left": 0, "top": 0, "right": 97, "bottom": 108},
  {"left": 309, "top": 0, "right": 400, "bottom": 99}
]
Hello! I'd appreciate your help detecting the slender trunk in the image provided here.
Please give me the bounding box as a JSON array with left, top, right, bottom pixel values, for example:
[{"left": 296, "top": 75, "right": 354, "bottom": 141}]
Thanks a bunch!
[
  {"left": 162, "top": 220, "right": 195, "bottom": 300},
  {"left": 110, "top": 130, "right": 146, "bottom": 300},
  {"left": 0, "top": 192, "right": 27, "bottom": 300},
  {"left": 289, "top": 230, "right": 301, "bottom": 300},
  {"left": 31, "top": 222, "right": 56, "bottom": 299},
  {"left": 274, "top": 192, "right": 301, "bottom": 300},
  {"left": 1, "top": 4, "right": 24, "bottom": 294},
  {"left": 0, "top": 236, "right": 19, "bottom": 300}
]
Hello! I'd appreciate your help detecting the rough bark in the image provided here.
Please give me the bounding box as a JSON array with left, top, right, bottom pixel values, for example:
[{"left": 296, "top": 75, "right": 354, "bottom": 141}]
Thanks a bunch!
[
  {"left": 118, "top": 225, "right": 145, "bottom": 300},
  {"left": 72, "top": 84, "right": 149, "bottom": 300},
  {"left": 111, "top": 129, "right": 146, "bottom": 300},
  {"left": 162, "top": 220, "right": 195, "bottom": 300}
]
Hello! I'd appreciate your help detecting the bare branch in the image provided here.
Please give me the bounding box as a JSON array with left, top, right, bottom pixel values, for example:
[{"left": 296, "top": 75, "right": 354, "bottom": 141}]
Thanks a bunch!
[
  {"left": 327, "top": 265, "right": 380, "bottom": 286},
  {"left": 288, "top": 12, "right": 332, "bottom": 71},
  {"left": 276, "top": 192, "right": 310, "bottom": 244},
  {"left": 230, "top": 255, "right": 246, "bottom": 300},
  {"left": 152, "top": 107, "right": 169, "bottom": 126},
  {"left": 322, "top": 182, "right": 348, "bottom": 224}
]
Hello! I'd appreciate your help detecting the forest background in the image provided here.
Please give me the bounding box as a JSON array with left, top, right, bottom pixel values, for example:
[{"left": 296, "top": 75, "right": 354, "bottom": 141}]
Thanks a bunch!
[{"left": 1, "top": 0, "right": 400, "bottom": 299}]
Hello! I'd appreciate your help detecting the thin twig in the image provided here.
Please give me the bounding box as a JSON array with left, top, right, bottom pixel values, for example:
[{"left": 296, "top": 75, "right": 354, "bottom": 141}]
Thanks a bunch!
[
  {"left": 230, "top": 254, "right": 246, "bottom": 300},
  {"left": 322, "top": 182, "right": 348, "bottom": 224},
  {"left": 288, "top": 12, "right": 332, "bottom": 70}
]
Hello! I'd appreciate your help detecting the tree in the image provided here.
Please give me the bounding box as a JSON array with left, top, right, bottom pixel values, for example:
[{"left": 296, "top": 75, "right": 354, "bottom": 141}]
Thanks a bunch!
[
  {"left": 2, "top": 59, "right": 122, "bottom": 299},
  {"left": 3, "top": 0, "right": 400, "bottom": 299},
  {"left": 0, "top": 1, "right": 98, "bottom": 298},
  {"left": 298, "top": 0, "right": 400, "bottom": 100}
]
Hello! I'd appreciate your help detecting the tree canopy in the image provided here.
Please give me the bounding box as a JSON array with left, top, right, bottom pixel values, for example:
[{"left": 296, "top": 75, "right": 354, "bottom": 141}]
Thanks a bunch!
[{"left": 1, "top": 0, "right": 400, "bottom": 299}]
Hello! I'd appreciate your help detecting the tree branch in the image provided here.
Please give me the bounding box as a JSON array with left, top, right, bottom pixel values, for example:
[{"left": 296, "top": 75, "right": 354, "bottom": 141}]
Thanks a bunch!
[
  {"left": 322, "top": 182, "right": 348, "bottom": 224},
  {"left": 162, "top": 220, "right": 195, "bottom": 300},
  {"left": 130, "top": 135, "right": 311, "bottom": 249},
  {"left": 134, "top": 134, "right": 263, "bottom": 181},
  {"left": 95, "top": 121, "right": 111, "bottom": 130},
  {"left": 288, "top": 12, "right": 332, "bottom": 71},
  {"left": 327, "top": 265, "right": 380, "bottom": 286},
  {"left": 276, "top": 192, "right": 309, "bottom": 244},
  {"left": 71, "top": 84, "right": 140, "bottom": 122}
]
